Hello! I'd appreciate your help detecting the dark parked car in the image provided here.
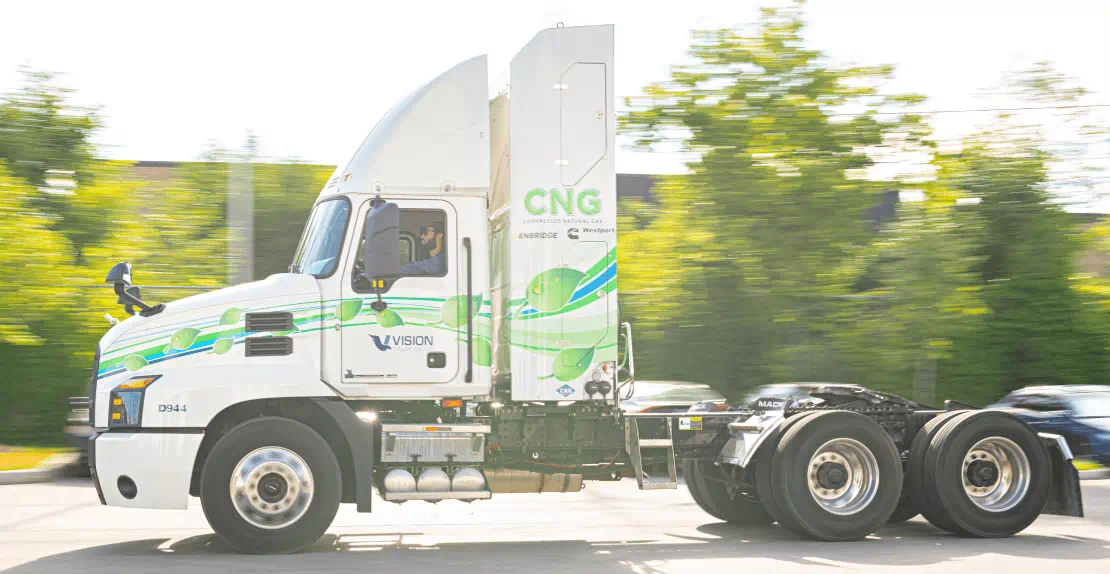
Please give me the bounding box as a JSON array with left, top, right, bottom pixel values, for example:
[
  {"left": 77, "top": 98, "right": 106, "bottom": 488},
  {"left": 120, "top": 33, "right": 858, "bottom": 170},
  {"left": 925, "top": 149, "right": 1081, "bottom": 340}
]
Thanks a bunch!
[{"left": 990, "top": 385, "right": 1110, "bottom": 465}]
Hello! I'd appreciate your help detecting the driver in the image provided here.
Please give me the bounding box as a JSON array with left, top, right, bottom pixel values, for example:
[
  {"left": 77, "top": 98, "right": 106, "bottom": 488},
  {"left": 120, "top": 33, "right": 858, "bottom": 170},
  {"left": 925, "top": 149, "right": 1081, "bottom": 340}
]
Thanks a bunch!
[{"left": 399, "top": 221, "right": 444, "bottom": 275}]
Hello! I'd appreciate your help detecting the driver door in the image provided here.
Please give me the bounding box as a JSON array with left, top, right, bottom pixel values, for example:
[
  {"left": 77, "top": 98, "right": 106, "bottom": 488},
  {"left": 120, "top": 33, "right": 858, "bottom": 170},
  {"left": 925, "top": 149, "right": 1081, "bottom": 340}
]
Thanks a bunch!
[{"left": 339, "top": 198, "right": 460, "bottom": 384}]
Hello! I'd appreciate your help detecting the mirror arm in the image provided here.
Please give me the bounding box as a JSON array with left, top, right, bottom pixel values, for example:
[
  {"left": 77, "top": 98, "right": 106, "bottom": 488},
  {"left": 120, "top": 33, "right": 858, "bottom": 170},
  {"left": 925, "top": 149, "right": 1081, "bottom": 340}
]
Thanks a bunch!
[
  {"left": 113, "top": 282, "right": 165, "bottom": 317},
  {"left": 464, "top": 237, "right": 473, "bottom": 384}
]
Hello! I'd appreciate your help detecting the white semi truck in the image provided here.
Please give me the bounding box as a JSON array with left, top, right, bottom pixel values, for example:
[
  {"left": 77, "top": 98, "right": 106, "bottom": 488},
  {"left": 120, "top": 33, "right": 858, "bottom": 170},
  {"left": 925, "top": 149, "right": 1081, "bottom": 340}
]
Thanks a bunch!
[{"left": 86, "top": 25, "right": 1082, "bottom": 554}]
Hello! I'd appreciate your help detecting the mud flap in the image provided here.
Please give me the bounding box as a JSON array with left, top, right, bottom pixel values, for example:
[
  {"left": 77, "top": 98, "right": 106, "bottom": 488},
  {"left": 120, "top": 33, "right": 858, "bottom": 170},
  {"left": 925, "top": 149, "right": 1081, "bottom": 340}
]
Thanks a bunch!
[{"left": 1040, "top": 433, "right": 1083, "bottom": 517}]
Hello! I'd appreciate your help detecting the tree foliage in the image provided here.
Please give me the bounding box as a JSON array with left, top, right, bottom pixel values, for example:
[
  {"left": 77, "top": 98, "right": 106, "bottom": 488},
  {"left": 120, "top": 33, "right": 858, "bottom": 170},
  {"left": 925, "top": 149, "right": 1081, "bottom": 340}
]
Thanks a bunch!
[
  {"left": 619, "top": 5, "right": 1109, "bottom": 403},
  {"left": 619, "top": 5, "right": 930, "bottom": 393}
]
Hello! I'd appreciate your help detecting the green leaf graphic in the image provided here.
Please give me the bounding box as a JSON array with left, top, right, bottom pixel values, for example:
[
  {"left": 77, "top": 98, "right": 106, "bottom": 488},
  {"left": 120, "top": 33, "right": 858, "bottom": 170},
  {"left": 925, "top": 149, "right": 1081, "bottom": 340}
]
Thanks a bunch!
[
  {"left": 376, "top": 308, "right": 404, "bottom": 328},
  {"left": 211, "top": 338, "right": 234, "bottom": 355},
  {"left": 547, "top": 346, "right": 595, "bottom": 382},
  {"left": 218, "top": 307, "right": 243, "bottom": 326},
  {"left": 123, "top": 354, "right": 148, "bottom": 371},
  {"left": 525, "top": 268, "right": 587, "bottom": 312},
  {"left": 474, "top": 336, "right": 492, "bottom": 367},
  {"left": 165, "top": 327, "right": 201, "bottom": 352},
  {"left": 335, "top": 299, "right": 363, "bottom": 322},
  {"left": 441, "top": 295, "right": 482, "bottom": 329}
]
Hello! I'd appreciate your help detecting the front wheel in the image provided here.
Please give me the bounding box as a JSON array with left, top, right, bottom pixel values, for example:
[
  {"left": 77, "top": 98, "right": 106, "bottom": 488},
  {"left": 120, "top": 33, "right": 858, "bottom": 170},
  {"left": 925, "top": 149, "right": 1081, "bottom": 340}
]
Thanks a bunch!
[{"left": 200, "top": 417, "right": 342, "bottom": 554}]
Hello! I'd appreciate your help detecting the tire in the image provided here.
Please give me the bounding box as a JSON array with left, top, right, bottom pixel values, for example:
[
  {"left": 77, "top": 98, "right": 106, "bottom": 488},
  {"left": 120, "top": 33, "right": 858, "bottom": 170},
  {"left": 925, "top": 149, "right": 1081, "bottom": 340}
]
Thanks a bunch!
[
  {"left": 200, "top": 417, "right": 342, "bottom": 554},
  {"left": 684, "top": 459, "right": 772, "bottom": 525},
  {"left": 922, "top": 410, "right": 1050, "bottom": 538},
  {"left": 770, "top": 410, "right": 902, "bottom": 541},
  {"left": 905, "top": 410, "right": 969, "bottom": 531},
  {"left": 886, "top": 495, "right": 919, "bottom": 523},
  {"left": 755, "top": 411, "right": 820, "bottom": 536}
]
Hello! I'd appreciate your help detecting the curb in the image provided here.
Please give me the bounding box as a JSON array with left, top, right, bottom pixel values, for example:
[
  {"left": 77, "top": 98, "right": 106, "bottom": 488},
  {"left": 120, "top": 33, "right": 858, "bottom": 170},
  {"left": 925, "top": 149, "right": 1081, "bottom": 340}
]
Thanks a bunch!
[
  {"left": 0, "top": 453, "right": 80, "bottom": 486},
  {"left": 1079, "top": 468, "right": 1110, "bottom": 480}
]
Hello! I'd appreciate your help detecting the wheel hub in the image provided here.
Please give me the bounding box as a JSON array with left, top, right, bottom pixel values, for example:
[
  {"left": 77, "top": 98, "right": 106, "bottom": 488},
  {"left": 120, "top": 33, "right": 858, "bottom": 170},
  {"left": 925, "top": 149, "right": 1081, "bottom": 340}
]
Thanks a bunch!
[
  {"left": 816, "top": 462, "right": 849, "bottom": 490},
  {"left": 230, "top": 447, "right": 314, "bottom": 530},
  {"left": 807, "top": 438, "right": 880, "bottom": 516},
  {"left": 960, "top": 436, "right": 1030, "bottom": 513},
  {"left": 965, "top": 459, "right": 999, "bottom": 488},
  {"left": 258, "top": 473, "right": 289, "bottom": 503}
]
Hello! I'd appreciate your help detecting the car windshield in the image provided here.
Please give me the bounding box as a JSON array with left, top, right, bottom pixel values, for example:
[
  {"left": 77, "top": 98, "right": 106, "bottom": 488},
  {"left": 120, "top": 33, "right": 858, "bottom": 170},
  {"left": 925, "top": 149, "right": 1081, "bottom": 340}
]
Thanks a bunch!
[
  {"left": 291, "top": 199, "right": 350, "bottom": 277},
  {"left": 1070, "top": 394, "right": 1110, "bottom": 417}
]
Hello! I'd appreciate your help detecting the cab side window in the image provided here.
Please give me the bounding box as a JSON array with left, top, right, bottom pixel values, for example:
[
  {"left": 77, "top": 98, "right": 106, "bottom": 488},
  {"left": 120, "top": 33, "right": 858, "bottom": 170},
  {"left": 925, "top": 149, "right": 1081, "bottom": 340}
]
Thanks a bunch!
[{"left": 352, "top": 209, "right": 447, "bottom": 292}]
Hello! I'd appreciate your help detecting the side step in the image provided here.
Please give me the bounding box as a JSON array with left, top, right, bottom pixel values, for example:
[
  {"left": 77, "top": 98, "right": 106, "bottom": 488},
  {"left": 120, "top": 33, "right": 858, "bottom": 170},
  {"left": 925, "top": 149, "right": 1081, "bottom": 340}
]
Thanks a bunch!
[{"left": 625, "top": 417, "right": 678, "bottom": 490}]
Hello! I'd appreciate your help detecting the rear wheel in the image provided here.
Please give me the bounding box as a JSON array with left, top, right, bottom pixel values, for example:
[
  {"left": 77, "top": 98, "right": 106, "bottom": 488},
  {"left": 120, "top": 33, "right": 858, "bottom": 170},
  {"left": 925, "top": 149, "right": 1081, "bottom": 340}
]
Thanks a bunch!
[
  {"left": 922, "top": 410, "right": 1050, "bottom": 538},
  {"left": 905, "top": 410, "right": 969, "bottom": 530},
  {"left": 200, "top": 417, "right": 341, "bottom": 554},
  {"left": 886, "top": 495, "right": 919, "bottom": 523},
  {"left": 684, "top": 459, "right": 772, "bottom": 525},
  {"left": 755, "top": 411, "right": 820, "bottom": 536},
  {"left": 770, "top": 411, "right": 902, "bottom": 541}
]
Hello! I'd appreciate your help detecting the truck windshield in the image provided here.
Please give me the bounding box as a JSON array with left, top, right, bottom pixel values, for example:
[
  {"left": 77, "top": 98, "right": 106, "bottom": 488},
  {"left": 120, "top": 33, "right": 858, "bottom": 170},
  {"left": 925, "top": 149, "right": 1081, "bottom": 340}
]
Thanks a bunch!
[{"left": 291, "top": 198, "right": 350, "bottom": 277}]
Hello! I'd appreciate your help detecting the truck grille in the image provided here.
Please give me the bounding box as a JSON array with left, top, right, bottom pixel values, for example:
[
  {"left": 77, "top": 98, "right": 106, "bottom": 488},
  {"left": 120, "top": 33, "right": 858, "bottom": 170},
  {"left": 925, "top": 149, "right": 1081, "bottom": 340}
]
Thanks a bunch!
[
  {"left": 88, "top": 345, "right": 100, "bottom": 425},
  {"left": 245, "top": 336, "right": 293, "bottom": 357},
  {"left": 245, "top": 312, "right": 295, "bottom": 332}
]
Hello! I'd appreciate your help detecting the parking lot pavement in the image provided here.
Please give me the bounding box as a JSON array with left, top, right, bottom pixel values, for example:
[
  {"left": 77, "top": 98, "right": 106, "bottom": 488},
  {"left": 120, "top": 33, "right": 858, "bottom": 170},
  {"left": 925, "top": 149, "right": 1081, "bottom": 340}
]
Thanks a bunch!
[{"left": 2, "top": 478, "right": 1110, "bottom": 573}]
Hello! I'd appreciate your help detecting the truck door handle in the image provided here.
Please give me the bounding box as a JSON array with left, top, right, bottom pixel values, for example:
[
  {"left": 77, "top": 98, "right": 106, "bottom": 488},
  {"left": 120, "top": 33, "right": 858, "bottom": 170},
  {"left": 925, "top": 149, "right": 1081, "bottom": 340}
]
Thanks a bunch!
[{"left": 463, "top": 237, "right": 473, "bottom": 383}]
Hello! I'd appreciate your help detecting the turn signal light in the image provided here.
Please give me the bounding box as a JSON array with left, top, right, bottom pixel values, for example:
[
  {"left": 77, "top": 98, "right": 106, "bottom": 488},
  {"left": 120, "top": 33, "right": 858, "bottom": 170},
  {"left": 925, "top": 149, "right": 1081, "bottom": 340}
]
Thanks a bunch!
[{"left": 118, "top": 377, "right": 158, "bottom": 390}]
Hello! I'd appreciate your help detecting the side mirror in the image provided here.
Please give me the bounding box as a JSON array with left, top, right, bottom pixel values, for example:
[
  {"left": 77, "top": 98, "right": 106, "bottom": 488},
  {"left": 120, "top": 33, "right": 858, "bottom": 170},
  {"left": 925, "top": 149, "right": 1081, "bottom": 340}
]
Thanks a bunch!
[
  {"left": 103, "top": 261, "right": 164, "bottom": 318},
  {"left": 105, "top": 262, "right": 132, "bottom": 286},
  {"left": 362, "top": 200, "right": 401, "bottom": 285}
]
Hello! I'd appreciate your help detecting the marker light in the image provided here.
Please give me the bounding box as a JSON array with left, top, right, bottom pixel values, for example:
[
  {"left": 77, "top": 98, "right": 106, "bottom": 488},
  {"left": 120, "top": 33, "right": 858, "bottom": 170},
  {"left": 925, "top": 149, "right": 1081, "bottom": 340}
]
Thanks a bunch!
[{"left": 356, "top": 411, "right": 378, "bottom": 423}]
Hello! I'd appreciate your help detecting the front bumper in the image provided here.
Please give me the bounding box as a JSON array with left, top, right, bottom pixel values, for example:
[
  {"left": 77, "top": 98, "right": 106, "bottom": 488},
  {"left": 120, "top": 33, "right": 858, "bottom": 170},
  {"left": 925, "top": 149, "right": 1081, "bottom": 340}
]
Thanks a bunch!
[{"left": 89, "top": 431, "right": 203, "bottom": 509}]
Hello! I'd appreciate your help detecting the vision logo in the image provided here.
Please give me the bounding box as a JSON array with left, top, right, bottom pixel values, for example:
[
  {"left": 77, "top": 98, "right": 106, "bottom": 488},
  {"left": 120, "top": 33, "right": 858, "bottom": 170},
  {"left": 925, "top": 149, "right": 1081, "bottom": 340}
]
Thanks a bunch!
[{"left": 370, "top": 333, "right": 435, "bottom": 352}]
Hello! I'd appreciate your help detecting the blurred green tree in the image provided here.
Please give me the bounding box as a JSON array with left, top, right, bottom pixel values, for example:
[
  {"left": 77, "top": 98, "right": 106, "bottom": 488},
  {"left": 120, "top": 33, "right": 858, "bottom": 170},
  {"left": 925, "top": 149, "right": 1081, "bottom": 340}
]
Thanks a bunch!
[
  {"left": 0, "top": 68, "right": 100, "bottom": 189},
  {"left": 619, "top": 5, "right": 930, "bottom": 395}
]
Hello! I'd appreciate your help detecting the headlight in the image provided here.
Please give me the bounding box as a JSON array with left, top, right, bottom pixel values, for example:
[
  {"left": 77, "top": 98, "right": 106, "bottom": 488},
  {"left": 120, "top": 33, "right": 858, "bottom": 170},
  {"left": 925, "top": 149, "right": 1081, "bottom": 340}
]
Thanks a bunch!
[{"left": 108, "top": 375, "right": 160, "bottom": 428}]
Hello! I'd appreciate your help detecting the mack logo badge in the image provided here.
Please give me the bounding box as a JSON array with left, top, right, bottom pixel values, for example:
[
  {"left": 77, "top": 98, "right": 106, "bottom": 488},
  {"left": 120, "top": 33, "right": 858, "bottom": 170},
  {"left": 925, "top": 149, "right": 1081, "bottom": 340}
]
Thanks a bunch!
[
  {"left": 756, "top": 399, "right": 787, "bottom": 410},
  {"left": 556, "top": 384, "right": 576, "bottom": 397}
]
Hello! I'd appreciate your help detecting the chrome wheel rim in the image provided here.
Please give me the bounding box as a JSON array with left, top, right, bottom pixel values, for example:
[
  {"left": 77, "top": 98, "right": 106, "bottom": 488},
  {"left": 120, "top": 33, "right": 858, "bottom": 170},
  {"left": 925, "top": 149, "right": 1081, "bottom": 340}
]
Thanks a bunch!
[
  {"left": 807, "top": 438, "right": 880, "bottom": 515},
  {"left": 961, "top": 436, "right": 1029, "bottom": 513},
  {"left": 230, "top": 447, "right": 314, "bottom": 529}
]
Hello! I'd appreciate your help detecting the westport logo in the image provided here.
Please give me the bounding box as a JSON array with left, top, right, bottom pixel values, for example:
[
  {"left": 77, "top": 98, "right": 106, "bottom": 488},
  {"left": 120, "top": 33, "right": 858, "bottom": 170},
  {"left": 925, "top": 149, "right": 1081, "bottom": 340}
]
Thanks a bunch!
[
  {"left": 524, "top": 188, "right": 602, "bottom": 216},
  {"left": 369, "top": 333, "right": 435, "bottom": 352}
]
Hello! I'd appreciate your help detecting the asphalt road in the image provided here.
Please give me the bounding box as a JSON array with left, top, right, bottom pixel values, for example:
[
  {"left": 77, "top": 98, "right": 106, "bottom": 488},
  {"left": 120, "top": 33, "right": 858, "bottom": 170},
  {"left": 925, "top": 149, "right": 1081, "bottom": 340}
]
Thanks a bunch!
[{"left": 2, "top": 478, "right": 1110, "bottom": 573}]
